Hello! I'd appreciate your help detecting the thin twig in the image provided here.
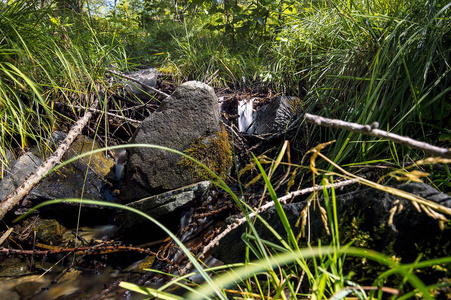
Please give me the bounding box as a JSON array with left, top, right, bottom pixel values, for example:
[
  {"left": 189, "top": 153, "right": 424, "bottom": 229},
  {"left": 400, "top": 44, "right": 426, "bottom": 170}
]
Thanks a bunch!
[
  {"left": 332, "top": 285, "right": 399, "bottom": 296},
  {"left": 0, "top": 244, "right": 157, "bottom": 256},
  {"left": 0, "top": 99, "right": 100, "bottom": 221},
  {"left": 304, "top": 113, "right": 450, "bottom": 158},
  {"left": 106, "top": 69, "right": 170, "bottom": 98},
  {"left": 0, "top": 227, "right": 14, "bottom": 246},
  {"left": 205, "top": 69, "right": 219, "bottom": 85},
  {"left": 56, "top": 101, "right": 142, "bottom": 124}
]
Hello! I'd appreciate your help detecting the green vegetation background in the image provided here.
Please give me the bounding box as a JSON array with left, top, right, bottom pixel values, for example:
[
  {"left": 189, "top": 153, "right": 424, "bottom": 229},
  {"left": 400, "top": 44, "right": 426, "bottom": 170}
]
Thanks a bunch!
[
  {"left": 1, "top": 0, "right": 449, "bottom": 189},
  {"left": 1, "top": 1, "right": 450, "bottom": 298}
]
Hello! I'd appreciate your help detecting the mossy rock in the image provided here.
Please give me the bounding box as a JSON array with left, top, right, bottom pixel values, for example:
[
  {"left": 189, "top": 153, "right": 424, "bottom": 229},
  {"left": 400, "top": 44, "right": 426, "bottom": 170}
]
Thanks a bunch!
[
  {"left": 179, "top": 126, "right": 232, "bottom": 182},
  {"left": 63, "top": 135, "right": 114, "bottom": 176}
]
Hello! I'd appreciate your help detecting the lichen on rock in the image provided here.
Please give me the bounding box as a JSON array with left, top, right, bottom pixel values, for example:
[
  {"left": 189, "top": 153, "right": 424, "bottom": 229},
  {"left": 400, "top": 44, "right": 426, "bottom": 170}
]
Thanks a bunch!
[{"left": 179, "top": 126, "right": 232, "bottom": 182}]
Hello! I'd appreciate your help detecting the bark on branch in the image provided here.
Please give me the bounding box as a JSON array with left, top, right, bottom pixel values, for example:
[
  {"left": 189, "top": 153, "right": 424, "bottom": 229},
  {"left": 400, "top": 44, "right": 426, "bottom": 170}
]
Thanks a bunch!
[
  {"left": 304, "top": 113, "right": 450, "bottom": 158},
  {"left": 0, "top": 99, "right": 100, "bottom": 221}
]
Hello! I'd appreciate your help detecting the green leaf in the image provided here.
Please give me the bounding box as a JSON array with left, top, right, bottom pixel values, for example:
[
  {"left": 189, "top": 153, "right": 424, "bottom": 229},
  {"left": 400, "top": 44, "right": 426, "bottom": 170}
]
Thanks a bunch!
[
  {"left": 255, "top": 16, "right": 265, "bottom": 27},
  {"left": 439, "top": 134, "right": 451, "bottom": 142}
]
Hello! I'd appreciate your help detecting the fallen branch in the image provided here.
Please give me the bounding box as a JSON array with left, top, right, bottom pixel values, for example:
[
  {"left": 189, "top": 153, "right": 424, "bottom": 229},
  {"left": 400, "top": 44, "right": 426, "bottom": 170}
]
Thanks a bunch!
[
  {"left": 181, "top": 178, "right": 360, "bottom": 274},
  {"left": 316, "top": 151, "right": 451, "bottom": 218},
  {"left": 0, "top": 244, "right": 157, "bottom": 256},
  {"left": 106, "top": 69, "right": 170, "bottom": 98},
  {"left": 304, "top": 113, "right": 450, "bottom": 158},
  {"left": 0, "top": 99, "right": 100, "bottom": 221},
  {"left": 55, "top": 101, "right": 142, "bottom": 124},
  {"left": 0, "top": 227, "right": 13, "bottom": 246}
]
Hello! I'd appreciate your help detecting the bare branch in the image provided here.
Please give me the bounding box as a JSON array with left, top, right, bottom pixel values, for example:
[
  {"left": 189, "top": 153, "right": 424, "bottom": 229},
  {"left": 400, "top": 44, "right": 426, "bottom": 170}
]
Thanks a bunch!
[
  {"left": 0, "top": 227, "right": 14, "bottom": 246},
  {"left": 55, "top": 101, "right": 142, "bottom": 124},
  {"left": 0, "top": 99, "right": 100, "bottom": 221},
  {"left": 304, "top": 113, "right": 450, "bottom": 158}
]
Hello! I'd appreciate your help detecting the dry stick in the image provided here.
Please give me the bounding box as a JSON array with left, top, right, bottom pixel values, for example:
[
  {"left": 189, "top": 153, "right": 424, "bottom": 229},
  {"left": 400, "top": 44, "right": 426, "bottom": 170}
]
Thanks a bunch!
[
  {"left": 0, "top": 227, "right": 14, "bottom": 246},
  {"left": 0, "top": 99, "right": 100, "bottom": 221},
  {"left": 181, "top": 178, "right": 360, "bottom": 275},
  {"left": 0, "top": 244, "right": 158, "bottom": 256},
  {"left": 205, "top": 69, "right": 219, "bottom": 85},
  {"left": 304, "top": 113, "right": 451, "bottom": 158},
  {"left": 56, "top": 101, "right": 142, "bottom": 124},
  {"left": 105, "top": 69, "right": 170, "bottom": 98},
  {"left": 183, "top": 115, "right": 449, "bottom": 272}
]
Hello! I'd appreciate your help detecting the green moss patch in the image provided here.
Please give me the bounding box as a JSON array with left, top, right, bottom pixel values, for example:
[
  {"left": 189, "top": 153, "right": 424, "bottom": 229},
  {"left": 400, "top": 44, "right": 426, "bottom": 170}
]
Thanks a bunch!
[{"left": 179, "top": 127, "right": 232, "bottom": 182}]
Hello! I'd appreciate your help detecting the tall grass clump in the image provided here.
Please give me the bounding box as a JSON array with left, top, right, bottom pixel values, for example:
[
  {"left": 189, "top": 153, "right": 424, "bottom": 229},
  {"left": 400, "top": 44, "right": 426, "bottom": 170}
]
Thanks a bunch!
[
  {"left": 269, "top": 0, "right": 450, "bottom": 165},
  {"left": 0, "top": 1, "right": 129, "bottom": 165},
  {"left": 0, "top": 1, "right": 54, "bottom": 156},
  {"left": 191, "top": 151, "right": 449, "bottom": 299}
]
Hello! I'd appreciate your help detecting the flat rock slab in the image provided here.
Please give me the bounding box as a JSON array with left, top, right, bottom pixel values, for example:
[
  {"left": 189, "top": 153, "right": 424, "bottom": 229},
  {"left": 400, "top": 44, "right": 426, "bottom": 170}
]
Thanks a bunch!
[
  {"left": 120, "top": 181, "right": 211, "bottom": 228},
  {"left": 27, "top": 135, "right": 114, "bottom": 202},
  {"left": 121, "top": 81, "right": 220, "bottom": 201},
  {"left": 0, "top": 136, "right": 116, "bottom": 223}
]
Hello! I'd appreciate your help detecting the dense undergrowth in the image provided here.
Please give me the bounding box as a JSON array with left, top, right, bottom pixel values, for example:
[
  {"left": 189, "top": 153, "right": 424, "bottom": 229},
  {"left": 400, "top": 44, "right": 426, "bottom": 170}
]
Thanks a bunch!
[
  {"left": 1, "top": 0, "right": 450, "bottom": 299},
  {"left": 0, "top": 1, "right": 128, "bottom": 166},
  {"left": 1, "top": 0, "right": 449, "bottom": 187},
  {"left": 19, "top": 143, "right": 451, "bottom": 299}
]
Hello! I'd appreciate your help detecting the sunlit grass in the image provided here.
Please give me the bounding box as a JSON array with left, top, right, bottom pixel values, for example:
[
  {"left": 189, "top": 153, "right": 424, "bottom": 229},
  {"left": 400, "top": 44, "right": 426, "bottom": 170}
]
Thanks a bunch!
[
  {"left": 14, "top": 143, "right": 449, "bottom": 299},
  {"left": 0, "top": 0, "right": 130, "bottom": 164},
  {"left": 150, "top": 0, "right": 450, "bottom": 189},
  {"left": 269, "top": 0, "right": 451, "bottom": 168}
]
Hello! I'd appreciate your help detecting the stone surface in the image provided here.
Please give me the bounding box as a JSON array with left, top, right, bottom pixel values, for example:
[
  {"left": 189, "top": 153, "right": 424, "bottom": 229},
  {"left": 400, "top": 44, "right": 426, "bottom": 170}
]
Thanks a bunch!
[
  {"left": 0, "top": 275, "right": 50, "bottom": 300},
  {"left": 0, "top": 135, "right": 115, "bottom": 206},
  {"left": 254, "top": 96, "right": 298, "bottom": 134},
  {"left": 0, "top": 258, "right": 30, "bottom": 277},
  {"left": 26, "top": 135, "right": 114, "bottom": 203},
  {"left": 123, "top": 67, "right": 158, "bottom": 98},
  {"left": 121, "top": 81, "right": 220, "bottom": 201},
  {"left": 0, "top": 148, "right": 15, "bottom": 179},
  {"left": 0, "top": 152, "right": 42, "bottom": 201},
  {"left": 120, "top": 181, "right": 211, "bottom": 227},
  {"left": 30, "top": 219, "right": 67, "bottom": 245},
  {"left": 0, "top": 290, "right": 20, "bottom": 300},
  {"left": 211, "top": 183, "right": 451, "bottom": 264}
]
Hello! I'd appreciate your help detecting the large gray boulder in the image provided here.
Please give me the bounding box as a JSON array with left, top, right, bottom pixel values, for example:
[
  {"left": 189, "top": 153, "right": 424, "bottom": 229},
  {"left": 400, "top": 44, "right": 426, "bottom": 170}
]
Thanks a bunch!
[
  {"left": 211, "top": 183, "right": 451, "bottom": 264},
  {"left": 122, "top": 81, "right": 220, "bottom": 201}
]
